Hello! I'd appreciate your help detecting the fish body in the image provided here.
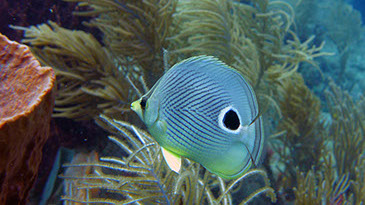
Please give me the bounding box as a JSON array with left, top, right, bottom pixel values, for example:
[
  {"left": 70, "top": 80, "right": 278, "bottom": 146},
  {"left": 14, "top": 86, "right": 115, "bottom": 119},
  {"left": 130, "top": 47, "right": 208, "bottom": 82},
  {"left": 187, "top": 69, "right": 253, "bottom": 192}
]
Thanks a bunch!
[{"left": 131, "top": 56, "right": 263, "bottom": 179}]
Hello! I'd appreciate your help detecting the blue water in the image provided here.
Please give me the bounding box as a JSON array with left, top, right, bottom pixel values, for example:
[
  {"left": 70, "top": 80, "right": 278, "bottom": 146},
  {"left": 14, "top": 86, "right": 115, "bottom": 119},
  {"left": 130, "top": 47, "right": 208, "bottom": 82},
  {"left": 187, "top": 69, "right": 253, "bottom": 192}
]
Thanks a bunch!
[{"left": 352, "top": 0, "right": 365, "bottom": 23}]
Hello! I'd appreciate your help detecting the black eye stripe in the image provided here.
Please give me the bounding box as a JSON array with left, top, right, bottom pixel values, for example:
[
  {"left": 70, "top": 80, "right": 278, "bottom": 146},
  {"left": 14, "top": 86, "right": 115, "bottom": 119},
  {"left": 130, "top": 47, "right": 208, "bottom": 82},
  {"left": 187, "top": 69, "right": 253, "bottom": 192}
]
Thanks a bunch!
[
  {"left": 223, "top": 109, "right": 240, "bottom": 130},
  {"left": 140, "top": 97, "right": 147, "bottom": 110}
]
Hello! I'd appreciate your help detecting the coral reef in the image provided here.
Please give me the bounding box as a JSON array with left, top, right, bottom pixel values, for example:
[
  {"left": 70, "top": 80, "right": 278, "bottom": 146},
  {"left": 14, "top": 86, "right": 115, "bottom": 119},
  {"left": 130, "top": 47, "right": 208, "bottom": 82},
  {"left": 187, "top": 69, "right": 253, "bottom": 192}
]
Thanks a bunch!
[
  {"left": 171, "top": 0, "right": 325, "bottom": 83},
  {"left": 60, "top": 115, "right": 276, "bottom": 204},
  {"left": 288, "top": 0, "right": 364, "bottom": 94},
  {"left": 16, "top": 0, "right": 328, "bottom": 121},
  {"left": 0, "top": 33, "right": 55, "bottom": 204},
  {"left": 268, "top": 72, "right": 326, "bottom": 202},
  {"left": 325, "top": 81, "right": 365, "bottom": 179},
  {"left": 290, "top": 0, "right": 319, "bottom": 41},
  {"left": 321, "top": 0, "right": 363, "bottom": 84},
  {"left": 65, "top": 0, "right": 177, "bottom": 87},
  {"left": 276, "top": 72, "right": 325, "bottom": 167},
  {"left": 288, "top": 81, "right": 365, "bottom": 204},
  {"left": 17, "top": 0, "right": 177, "bottom": 120},
  {"left": 294, "top": 162, "right": 351, "bottom": 204},
  {"left": 168, "top": 0, "right": 327, "bottom": 114},
  {"left": 11, "top": 0, "right": 365, "bottom": 204},
  {"left": 17, "top": 21, "right": 131, "bottom": 120},
  {"left": 353, "top": 156, "right": 365, "bottom": 204}
]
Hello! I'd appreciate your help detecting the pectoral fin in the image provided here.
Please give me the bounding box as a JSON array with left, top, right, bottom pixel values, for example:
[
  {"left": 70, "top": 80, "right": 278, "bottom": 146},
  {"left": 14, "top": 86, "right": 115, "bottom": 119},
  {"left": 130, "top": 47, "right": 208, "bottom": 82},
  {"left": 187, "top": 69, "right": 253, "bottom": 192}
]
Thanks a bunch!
[{"left": 161, "top": 147, "right": 181, "bottom": 173}]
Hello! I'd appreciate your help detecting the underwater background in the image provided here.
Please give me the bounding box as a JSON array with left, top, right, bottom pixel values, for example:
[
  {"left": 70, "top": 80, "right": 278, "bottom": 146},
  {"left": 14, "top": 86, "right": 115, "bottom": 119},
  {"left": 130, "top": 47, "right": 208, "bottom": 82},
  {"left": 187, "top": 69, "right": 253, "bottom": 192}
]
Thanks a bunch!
[{"left": 0, "top": 0, "right": 364, "bottom": 204}]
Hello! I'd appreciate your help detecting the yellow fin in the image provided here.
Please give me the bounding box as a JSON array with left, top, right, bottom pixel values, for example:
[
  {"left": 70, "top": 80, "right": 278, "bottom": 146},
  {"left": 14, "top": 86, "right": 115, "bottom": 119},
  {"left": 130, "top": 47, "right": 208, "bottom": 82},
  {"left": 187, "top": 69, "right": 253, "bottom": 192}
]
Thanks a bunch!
[{"left": 161, "top": 147, "right": 181, "bottom": 173}]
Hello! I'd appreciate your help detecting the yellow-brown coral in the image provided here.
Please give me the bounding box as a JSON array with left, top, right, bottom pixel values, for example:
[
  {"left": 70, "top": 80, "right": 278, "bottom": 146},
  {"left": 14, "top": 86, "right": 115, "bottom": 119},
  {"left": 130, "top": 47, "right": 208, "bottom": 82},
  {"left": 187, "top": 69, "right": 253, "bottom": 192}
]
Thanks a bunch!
[
  {"left": 275, "top": 72, "right": 325, "bottom": 172},
  {"left": 0, "top": 33, "right": 55, "bottom": 204},
  {"left": 65, "top": 0, "right": 177, "bottom": 87},
  {"left": 18, "top": 21, "right": 131, "bottom": 120}
]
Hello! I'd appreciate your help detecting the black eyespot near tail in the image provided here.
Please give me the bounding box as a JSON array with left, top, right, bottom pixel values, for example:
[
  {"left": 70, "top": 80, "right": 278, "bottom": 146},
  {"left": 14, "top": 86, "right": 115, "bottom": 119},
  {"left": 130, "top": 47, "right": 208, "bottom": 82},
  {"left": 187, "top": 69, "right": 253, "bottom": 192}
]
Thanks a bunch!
[{"left": 223, "top": 109, "right": 240, "bottom": 130}]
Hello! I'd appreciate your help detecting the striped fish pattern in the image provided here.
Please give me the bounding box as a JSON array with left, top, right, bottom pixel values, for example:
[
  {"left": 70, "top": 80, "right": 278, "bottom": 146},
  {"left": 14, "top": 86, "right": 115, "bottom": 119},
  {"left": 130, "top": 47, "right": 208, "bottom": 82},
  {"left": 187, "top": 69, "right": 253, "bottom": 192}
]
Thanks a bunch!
[{"left": 131, "top": 56, "right": 264, "bottom": 179}]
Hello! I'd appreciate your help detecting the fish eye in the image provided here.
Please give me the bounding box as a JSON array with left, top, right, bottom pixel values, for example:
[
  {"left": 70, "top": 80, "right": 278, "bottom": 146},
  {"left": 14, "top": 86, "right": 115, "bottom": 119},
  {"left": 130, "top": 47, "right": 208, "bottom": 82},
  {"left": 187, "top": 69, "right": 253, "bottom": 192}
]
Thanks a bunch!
[
  {"left": 223, "top": 109, "right": 240, "bottom": 130},
  {"left": 140, "top": 97, "right": 147, "bottom": 110}
]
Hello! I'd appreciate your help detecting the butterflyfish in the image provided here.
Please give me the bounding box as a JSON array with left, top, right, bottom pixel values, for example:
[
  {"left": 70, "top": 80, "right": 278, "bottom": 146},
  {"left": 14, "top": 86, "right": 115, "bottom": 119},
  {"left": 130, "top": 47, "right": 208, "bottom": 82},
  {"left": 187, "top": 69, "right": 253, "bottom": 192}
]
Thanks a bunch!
[{"left": 131, "top": 56, "right": 264, "bottom": 179}]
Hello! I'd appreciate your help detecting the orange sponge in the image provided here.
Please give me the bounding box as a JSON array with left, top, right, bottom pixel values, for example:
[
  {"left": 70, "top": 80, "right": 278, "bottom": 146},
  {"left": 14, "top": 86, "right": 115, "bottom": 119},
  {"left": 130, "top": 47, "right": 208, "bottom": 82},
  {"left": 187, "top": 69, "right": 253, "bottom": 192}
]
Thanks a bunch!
[{"left": 0, "top": 33, "right": 55, "bottom": 204}]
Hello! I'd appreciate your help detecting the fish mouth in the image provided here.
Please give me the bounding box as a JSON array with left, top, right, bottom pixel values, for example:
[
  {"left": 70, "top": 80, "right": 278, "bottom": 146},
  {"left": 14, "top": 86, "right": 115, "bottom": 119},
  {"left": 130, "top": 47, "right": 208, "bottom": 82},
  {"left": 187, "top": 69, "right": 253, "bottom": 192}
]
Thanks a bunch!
[
  {"left": 131, "top": 100, "right": 144, "bottom": 121},
  {"left": 131, "top": 101, "right": 139, "bottom": 111}
]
